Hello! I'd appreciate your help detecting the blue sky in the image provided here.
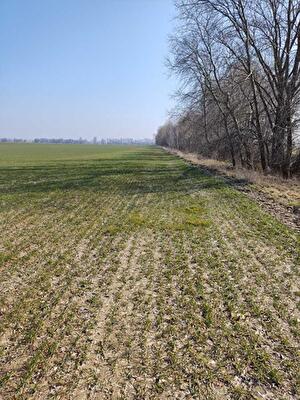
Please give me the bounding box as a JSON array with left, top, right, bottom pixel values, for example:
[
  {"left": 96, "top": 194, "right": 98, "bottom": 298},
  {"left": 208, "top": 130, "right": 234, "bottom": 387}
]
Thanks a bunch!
[{"left": 0, "top": 0, "right": 176, "bottom": 140}]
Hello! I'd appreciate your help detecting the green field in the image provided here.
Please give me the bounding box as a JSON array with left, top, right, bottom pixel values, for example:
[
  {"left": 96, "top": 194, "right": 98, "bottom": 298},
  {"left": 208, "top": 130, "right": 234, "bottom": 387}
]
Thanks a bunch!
[{"left": 0, "top": 144, "right": 299, "bottom": 399}]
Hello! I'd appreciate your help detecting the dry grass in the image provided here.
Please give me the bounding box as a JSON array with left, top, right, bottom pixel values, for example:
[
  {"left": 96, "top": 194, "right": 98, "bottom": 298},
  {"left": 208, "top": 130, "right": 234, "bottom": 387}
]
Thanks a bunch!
[
  {"left": 0, "top": 144, "right": 299, "bottom": 399},
  {"left": 169, "top": 149, "right": 300, "bottom": 209}
]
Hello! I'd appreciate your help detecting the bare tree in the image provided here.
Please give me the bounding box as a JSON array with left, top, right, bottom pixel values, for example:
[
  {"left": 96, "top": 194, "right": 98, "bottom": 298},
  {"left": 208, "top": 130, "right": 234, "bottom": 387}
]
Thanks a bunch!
[{"left": 159, "top": 0, "right": 300, "bottom": 177}]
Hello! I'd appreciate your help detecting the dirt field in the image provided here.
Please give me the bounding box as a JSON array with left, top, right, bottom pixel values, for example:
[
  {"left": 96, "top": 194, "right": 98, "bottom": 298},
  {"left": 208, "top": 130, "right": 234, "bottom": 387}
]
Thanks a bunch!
[{"left": 0, "top": 144, "right": 299, "bottom": 399}]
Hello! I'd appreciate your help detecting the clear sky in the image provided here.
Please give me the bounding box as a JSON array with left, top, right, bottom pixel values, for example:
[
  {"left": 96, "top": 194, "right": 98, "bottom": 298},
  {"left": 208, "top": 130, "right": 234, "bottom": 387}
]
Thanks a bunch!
[{"left": 0, "top": 0, "right": 176, "bottom": 140}]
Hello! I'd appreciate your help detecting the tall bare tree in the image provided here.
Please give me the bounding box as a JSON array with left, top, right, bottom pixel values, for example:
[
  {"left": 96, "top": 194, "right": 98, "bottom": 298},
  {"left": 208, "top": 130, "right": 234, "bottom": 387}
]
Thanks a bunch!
[{"left": 160, "top": 0, "right": 300, "bottom": 177}]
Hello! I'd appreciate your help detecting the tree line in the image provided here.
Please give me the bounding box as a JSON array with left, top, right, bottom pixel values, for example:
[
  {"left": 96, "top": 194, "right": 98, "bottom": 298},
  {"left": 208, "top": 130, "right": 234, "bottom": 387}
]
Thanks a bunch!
[{"left": 156, "top": 0, "right": 300, "bottom": 177}]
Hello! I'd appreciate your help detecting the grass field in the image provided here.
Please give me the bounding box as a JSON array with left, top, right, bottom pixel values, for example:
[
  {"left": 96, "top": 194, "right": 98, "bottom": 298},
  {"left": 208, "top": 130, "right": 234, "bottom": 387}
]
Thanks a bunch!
[{"left": 0, "top": 143, "right": 299, "bottom": 399}]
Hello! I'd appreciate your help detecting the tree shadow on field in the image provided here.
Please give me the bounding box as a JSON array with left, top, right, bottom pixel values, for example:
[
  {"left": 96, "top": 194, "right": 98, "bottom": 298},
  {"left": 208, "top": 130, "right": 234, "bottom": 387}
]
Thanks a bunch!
[{"left": 0, "top": 157, "right": 229, "bottom": 196}]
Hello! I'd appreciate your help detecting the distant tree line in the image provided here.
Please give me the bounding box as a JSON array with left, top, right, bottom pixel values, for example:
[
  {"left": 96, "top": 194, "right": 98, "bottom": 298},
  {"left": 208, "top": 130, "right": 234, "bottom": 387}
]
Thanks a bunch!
[
  {"left": 34, "top": 138, "right": 90, "bottom": 144},
  {"left": 33, "top": 137, "right": 154, "bottom": 145},
  {"left": 0, "top": 137, "right": 154, "bottom": 145},
  {"left": 156, "top": 0, "right": 300, "bottom": 177},
  {"left": 0, "top": 138, "right": 27, "bottom": 143}
]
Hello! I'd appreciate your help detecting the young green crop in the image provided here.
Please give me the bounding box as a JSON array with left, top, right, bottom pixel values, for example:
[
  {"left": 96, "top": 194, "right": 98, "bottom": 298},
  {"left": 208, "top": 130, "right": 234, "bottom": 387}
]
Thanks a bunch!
[{"left": 0, "top": 143, "right": 299, "bottom": 399}]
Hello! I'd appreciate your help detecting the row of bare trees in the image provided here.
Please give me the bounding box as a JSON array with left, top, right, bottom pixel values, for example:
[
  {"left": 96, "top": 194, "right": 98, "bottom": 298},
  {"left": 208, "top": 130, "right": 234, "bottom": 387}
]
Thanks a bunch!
[{"left": 156, "top": 0, "right": 300, "bottom": 177}]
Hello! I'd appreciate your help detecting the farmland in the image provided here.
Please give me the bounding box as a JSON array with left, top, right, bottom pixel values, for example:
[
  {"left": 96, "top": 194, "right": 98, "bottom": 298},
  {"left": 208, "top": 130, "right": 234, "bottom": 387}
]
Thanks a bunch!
[{"left": 0, "top": 143, "right": 299, "bottom": 399}]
